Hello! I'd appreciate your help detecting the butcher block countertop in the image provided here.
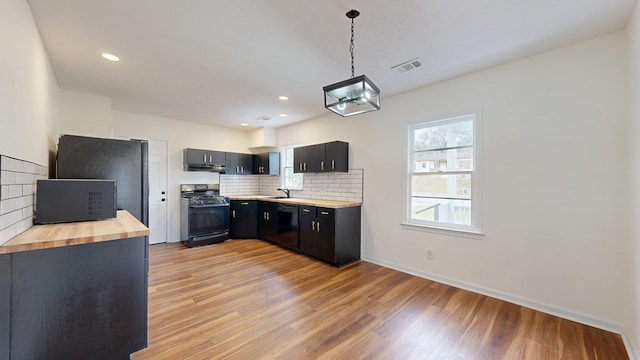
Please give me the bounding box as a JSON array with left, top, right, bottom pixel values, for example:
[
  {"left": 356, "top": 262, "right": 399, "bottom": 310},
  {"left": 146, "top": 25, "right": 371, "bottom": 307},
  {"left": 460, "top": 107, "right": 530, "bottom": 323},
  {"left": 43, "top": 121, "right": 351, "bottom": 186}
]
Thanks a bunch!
[
  {"left": 0, "top": 210, "right": 149, "bottom": 255},
  {"left": 229, "top": 195, "right": 362, "bottom": 209}
]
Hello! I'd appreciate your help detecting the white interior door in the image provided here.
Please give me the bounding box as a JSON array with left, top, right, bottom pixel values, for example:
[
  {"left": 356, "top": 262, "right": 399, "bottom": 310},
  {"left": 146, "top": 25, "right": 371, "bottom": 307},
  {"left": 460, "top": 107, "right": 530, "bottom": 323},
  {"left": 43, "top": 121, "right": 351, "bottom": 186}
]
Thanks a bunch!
[{"left": 148, "top": 139, "right": 168, "bottom": 244}]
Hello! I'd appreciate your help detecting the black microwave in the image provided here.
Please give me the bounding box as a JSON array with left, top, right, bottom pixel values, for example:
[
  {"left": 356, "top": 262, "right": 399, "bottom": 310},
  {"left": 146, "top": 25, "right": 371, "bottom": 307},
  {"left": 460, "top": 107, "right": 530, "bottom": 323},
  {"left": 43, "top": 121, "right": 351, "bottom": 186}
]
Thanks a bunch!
[{"left": 35, "top": 179, "right": 117, "bottom": 224}]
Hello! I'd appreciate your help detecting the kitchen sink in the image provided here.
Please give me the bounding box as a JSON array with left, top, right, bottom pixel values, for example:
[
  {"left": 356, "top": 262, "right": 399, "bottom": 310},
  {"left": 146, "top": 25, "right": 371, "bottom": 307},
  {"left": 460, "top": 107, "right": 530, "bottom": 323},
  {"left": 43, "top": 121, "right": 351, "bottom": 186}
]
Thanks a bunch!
[{"left": 269, "top": 196, "right": 289, "bottom": 199}]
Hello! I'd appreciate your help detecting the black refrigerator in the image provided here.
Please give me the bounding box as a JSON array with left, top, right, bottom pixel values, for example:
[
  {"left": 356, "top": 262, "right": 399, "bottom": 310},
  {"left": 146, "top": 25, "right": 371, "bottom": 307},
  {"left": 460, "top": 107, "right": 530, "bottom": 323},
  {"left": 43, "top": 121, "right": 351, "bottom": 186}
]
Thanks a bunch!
[{"left": 56, "top": 134, "right": 149, "bottom": 226}]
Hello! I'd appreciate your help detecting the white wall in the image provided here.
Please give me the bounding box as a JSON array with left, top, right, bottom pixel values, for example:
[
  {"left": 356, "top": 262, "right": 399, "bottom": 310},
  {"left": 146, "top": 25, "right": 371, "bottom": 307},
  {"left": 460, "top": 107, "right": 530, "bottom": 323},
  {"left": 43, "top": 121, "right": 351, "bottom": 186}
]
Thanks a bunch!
[
  {"left": 58, "top": 90, "right": 249, "bottom": 242},
  {"left": 279, "top": 32, "right": 628, "bottom": 331},
  {"left": 0, "top": 0, "right": 58, "bottom": 166},
  {"left": 626, "top": 1, "right": 640, "bottom": 357}
]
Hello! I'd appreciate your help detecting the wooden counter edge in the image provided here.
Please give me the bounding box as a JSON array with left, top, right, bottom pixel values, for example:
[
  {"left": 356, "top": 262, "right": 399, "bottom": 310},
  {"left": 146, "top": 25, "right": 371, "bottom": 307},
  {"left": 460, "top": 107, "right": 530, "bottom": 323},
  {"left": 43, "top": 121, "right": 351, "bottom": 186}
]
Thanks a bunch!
[
  {"left": 228, "top": 196, "right": 362, "bottom": 209},
  {"left": 0, "top": 210, "right": 150, "bottom": 255}
]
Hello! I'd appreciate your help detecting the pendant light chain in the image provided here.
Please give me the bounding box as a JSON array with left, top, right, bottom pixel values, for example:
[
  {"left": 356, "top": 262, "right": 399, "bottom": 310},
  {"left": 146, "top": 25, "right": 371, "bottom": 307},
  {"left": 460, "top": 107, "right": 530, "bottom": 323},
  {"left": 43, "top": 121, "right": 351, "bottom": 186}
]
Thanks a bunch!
[{"left": 350, "top": 16, "right": 355, "bottom": 79}]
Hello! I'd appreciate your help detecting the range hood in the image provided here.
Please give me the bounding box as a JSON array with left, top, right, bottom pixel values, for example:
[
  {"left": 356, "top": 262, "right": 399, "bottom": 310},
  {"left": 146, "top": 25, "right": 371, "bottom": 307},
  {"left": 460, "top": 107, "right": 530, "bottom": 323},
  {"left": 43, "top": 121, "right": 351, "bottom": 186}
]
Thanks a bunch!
[{"left": 184, "top": 163, "right": 226, "bottom": 172}]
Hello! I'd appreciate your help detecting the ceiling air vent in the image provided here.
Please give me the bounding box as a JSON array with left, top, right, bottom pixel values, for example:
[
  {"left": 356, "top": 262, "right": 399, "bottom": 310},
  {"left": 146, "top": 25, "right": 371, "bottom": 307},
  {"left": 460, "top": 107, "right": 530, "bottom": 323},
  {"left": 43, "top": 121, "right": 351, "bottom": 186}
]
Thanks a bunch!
[
  {"left": 257, "top": 115, "right": 271, "bottom": 121},
  {"left": 391, "top": 58, "right": 422, "bottom": 74}
]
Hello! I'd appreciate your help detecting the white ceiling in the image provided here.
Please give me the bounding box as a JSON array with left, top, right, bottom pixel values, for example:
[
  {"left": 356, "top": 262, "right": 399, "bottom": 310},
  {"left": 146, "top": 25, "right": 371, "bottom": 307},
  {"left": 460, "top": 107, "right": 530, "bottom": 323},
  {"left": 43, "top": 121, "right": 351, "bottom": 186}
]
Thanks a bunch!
[{"left": 26, "top": 0, "right": 637, "bottom": 130}]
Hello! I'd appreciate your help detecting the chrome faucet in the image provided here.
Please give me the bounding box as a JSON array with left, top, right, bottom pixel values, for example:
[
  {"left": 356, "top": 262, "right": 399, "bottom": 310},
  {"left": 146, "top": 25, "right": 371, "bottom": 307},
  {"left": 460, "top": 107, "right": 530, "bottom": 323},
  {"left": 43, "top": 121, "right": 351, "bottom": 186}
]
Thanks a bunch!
[{"left": 277, "top": 188, "right": 290, "bottom": 198}]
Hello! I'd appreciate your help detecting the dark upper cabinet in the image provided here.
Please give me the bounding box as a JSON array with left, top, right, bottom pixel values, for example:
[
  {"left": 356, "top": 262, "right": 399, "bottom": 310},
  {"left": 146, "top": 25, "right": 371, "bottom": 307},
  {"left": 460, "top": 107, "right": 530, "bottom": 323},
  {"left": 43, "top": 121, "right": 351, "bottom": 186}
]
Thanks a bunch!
[
  {"left": 324, "top": 141, "right": 349, "bottom": 172},
  {"left": 293, "top": 141, "right": 348, "bottom": 173},
  {"left": 253, "top": 152, "right": 280, "bottom": 175},
  {"left": 293, "top": 147, "right": 305, "bottom": 173},
  {"left": 184, "top": 148, "right": 226, "bottom": 171},
  {"left": 230, "top": 200, "right": 258, "bottom": 239},
  {"left": 298, "top": 205, "right": 361, "bottom": 267},
  {"left": 225, "top": 152, "right": 253, "bottom": 175},
  {"left": 257, "top": 201, "right": 278, "bottom": 242}
]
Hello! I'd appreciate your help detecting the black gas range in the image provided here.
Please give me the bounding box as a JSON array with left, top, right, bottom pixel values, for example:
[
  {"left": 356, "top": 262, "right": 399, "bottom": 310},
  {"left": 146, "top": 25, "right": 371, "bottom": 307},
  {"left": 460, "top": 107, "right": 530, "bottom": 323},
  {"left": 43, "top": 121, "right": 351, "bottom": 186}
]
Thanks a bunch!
[{"left": 180, "top": 184, "right": 230, "bottom": 248}]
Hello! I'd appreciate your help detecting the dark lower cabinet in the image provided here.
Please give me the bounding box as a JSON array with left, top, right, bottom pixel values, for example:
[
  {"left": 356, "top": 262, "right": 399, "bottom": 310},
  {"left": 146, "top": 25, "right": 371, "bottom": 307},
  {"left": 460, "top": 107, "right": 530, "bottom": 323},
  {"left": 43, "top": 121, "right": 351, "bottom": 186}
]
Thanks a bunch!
[
  {"left": 299, "top": 205, "right": 361, "bottom": 267},
  {"left": 231, "top": 200, "right": 258, "bottom": 238},
  {"left": 1, "top": 237, "right": 148, "bottom": 360},
  {"left": 0, "top": 255, "right": 9, "bottom": 360},
  {"left": 258, "top": 201, "right": 278, "bottom": 242}
]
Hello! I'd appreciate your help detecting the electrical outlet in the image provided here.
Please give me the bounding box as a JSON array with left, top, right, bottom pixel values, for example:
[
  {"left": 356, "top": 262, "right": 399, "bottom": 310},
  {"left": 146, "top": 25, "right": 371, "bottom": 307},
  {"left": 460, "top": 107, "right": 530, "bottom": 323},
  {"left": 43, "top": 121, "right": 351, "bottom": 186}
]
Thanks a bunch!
[{"left": 426, "top": 249, "right": 434, "bottom": 261}]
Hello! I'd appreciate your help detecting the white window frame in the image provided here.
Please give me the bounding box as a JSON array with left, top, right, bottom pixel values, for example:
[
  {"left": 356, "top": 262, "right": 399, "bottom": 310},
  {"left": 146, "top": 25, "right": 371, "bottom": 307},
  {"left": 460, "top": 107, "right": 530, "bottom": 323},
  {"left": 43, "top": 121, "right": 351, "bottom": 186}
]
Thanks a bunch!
[
  {"left": 403, "top": 109, "right": 483, "bottom": 236},
  {"left": 281, "top": 144, "right": 303, "bottom": 190}
]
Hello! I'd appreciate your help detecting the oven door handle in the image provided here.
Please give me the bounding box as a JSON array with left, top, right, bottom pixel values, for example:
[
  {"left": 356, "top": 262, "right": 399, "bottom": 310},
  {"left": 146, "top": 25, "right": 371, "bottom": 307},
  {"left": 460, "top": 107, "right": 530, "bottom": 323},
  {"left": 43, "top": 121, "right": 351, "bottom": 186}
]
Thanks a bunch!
[{"left": 189, "top": 203, "right": 230, "bottom": 208}]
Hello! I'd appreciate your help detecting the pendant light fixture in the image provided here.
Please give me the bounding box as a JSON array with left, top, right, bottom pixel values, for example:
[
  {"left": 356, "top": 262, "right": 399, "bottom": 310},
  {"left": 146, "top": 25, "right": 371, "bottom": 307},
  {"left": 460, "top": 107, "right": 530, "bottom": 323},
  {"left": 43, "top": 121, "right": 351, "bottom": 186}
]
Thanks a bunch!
[{"left": 323, "top": 9, "right": 380, "bottom": 117}]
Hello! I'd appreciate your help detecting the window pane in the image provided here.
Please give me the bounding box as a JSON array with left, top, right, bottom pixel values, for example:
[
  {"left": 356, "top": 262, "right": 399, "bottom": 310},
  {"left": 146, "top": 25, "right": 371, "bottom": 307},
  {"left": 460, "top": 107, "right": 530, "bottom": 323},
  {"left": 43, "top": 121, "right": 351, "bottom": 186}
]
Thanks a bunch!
[
  {"left": 414, "top": 119, "right": 473, "bottom": 151},
  {"left": 414, "top": 147, "right": 473, "bottom": 172},
  {"left": 285, "top": 148, "right": 294, "bottom": 167},
  {"left": 284, "top": 167, "right": 303, "bottom": 189},
  {"left": 410, "top": 198, "right": 471, "bottom": 226},
  {"left": 412, "top": 174, "right": 471, "bottom": 199}
]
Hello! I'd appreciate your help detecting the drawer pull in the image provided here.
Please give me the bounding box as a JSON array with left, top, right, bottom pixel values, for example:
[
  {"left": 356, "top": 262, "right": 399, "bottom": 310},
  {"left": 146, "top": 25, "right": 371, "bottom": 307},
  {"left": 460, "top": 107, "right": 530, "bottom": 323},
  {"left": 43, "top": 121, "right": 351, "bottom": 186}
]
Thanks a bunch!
[{"left": 320, "top": 211, "right": 329, "bottom": 215}]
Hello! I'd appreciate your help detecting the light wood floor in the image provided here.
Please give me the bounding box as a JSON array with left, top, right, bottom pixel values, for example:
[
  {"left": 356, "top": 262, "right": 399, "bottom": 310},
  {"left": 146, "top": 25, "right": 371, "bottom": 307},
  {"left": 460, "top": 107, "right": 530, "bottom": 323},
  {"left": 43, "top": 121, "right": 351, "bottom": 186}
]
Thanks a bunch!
[{"left": 131, "top": 240, "right": 628, "bottom": 360}]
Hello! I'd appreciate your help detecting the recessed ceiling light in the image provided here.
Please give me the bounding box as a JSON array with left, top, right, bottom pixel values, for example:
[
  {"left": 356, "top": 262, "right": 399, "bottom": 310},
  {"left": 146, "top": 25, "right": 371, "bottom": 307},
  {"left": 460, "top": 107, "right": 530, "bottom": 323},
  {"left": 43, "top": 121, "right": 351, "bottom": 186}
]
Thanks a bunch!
[
  {"left": 240, "top": 123, "right": 248, "bottom": 127},
  {"left": 101, "top": 53, "right": 120, "bottom": 61},
  {"left": 278, "top": 96, "right": 289, "bottom": 101},
  {"left": 280, "top": 114, "right": 288, "bottom": 117}
]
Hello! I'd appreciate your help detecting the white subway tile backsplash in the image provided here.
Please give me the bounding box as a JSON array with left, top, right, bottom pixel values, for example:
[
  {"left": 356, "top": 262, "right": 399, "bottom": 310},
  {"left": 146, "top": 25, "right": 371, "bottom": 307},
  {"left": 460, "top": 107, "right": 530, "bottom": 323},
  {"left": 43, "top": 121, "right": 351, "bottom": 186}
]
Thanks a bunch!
[
  {"left": 1, "top": 210, "right": 22, "bottom": 229},
  {"left": 1, "top": 171, "right": 16, "bottom": 185},
  {"left": 0, "top": 155, "right": 47, "bottom": 243},
  {"left": 0, "top": 225, "right": 17, "bottom": 245},
  {"left": 1, "top": 156, "right": 22, "bottom": 172},
  {"left": 9, "top": 185, "right": 22, "bottom": 198},
  {"left": 220, "top": 168, "right": 363, "bottom": 203},
  {"left": 0, "top": 198, "right": 17, "bottom": 215}
]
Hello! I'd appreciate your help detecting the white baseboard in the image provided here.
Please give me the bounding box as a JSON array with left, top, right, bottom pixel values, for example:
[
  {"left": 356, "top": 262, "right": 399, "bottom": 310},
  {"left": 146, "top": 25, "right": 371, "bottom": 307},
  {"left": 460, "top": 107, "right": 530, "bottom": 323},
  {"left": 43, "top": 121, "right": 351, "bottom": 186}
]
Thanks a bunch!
[
  {"left": 361, "top": 255, "right": 624, "bottom": 334},
  {"left": 622, "top": 333, "right": 639, "bottom": 360}
]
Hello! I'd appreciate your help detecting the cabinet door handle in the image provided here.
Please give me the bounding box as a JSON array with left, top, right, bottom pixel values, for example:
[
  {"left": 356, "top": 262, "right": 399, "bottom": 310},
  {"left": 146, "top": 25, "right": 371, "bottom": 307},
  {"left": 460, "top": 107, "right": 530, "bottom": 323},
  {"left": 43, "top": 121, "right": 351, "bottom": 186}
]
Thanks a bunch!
[
  {"left": 317, "top": 221, "right": 320, "bottom": 232},
  {"left": 299, "top": 163, "right": 302, "bottom": 171},
  {"left": 209, "top": 155, "right": 212, "bottom": 162},
  {"left": 312, "top": 220, "right": 315, "bottom": 231},
  {"left": 304, "top": 163, "right": 307, "bottom": 171},
  {"left": 332, "top": 160, "right": 335, "bottom": 170},
  {"left": 232, "top": 210, "right": 236, "bottom": 218},
  {"left": 302, "top": 209, "right": 310, "bottom": 213},
  {"left": 241, "top": 202, "right": 249, "bottom": 205},
  {"left": 241, "top": 166, "right": 244, "bottom": 173},
  {"left": 320, "top": 211, "right": 329, "bottom": 215},
  {"left": 321, "top": 161, "right": 324, "bottom": 170},
  {"left": 203, "top": 154, "right": 207, "bottom": 162},
  {"left": 267, "top": 212, "right": 270, "bottom": 220}
]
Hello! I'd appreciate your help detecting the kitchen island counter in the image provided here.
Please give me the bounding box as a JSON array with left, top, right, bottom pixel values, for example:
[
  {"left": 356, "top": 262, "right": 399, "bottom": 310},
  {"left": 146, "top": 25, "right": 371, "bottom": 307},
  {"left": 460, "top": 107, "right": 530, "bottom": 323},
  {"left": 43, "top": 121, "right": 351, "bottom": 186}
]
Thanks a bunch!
[
  {"left": 0, "top": 210, "right": 149, "bottom": 360},
  {"left": 0, "top": 210, "right": 149, "bottom": 254}
]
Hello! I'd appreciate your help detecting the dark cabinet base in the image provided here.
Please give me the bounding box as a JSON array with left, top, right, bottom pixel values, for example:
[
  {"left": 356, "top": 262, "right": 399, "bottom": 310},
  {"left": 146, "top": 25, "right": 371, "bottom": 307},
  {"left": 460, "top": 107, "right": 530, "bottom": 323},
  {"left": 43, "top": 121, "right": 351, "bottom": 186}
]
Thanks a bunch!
[
  {"left": 299, "top": 206, "right": 361, "bottom": 268},
  {"left": 2, "top": 237, "right": 148, "bottom": 360}
]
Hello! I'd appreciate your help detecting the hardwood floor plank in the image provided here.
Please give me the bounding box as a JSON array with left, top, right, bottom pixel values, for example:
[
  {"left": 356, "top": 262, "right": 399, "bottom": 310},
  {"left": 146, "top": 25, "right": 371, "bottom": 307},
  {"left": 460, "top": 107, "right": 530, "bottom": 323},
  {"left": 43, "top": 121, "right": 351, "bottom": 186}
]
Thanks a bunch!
[{"left": 131, "top": 240, "right": 628, "bottom": 360}]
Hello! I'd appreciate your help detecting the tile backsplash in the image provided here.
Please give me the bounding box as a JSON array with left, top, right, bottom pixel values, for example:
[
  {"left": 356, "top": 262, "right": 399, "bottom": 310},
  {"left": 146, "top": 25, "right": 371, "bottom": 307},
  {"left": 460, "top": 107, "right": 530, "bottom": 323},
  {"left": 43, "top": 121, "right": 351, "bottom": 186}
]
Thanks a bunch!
[
  {"left": 221, "top": 169, "right": 364, "bottom": 203},
  {"left": 0, "top": 155, "right": 48, "bottom": 245}
]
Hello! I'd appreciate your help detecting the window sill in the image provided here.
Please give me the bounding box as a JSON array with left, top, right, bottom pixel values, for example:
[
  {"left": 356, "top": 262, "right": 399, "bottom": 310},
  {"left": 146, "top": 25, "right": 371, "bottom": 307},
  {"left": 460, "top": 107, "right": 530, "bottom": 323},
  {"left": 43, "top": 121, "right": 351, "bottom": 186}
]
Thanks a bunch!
[{"left": 400, "top": 222, "right": 485, "bottom": 240}]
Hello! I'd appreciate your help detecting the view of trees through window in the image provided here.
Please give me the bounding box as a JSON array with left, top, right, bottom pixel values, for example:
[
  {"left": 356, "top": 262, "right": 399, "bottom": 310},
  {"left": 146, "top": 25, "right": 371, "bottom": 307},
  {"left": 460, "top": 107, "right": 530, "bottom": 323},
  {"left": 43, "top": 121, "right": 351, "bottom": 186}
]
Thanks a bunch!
[
  {"left": 282, "top": 146, "right": 303, "bottom": 190},
  {"left": 409, "top": 114, "right": 477, "bottom": 229}
]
